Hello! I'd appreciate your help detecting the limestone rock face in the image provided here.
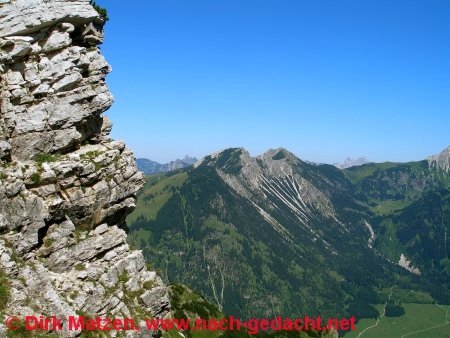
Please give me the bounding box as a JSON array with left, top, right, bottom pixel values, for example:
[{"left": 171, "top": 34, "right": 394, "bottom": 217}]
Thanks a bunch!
[
  {"left": 0, "top": 1, "right": 170, "bottom": 336},
  {"left": 428, "top": 145, "right": 450, "bottom": 173}
]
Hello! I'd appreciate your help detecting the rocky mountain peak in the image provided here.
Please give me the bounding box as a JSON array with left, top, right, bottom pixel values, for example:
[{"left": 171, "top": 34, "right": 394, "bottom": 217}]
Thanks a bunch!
[
  {"left": 0, "top": 0, "right": 169, "bottom": 335},
  {"left": 259, "top": 147, "right": 297, "bottom": 162},
  {"left": 201, "top": 147, "right": 299, "bottom": 172},
  {"left": 181, "top": 155, "right": 197, "bottom": 163},
  {"left": 198, "top": 147, "right": 248, "bottom": 167},
  {"left": 334, "top": 157, "right": 369, "bottom": 169},
  {"left": 428, "top": 145, "right": 450, "bottom": 172},
  {"left": 137, "top": 155, "right": 198, "bottom": 174},
  {"left": 199, "top": 148, "right": 337, "bottom": 240}
]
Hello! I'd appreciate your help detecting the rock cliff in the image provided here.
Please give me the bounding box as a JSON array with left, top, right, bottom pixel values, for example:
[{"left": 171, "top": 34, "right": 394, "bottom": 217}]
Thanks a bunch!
[
  {"left": 0, "top": 0, "right": 169, "bottom": 336},
  {"left": 428, "top": 145, "right": 450, "bottom": 172}
]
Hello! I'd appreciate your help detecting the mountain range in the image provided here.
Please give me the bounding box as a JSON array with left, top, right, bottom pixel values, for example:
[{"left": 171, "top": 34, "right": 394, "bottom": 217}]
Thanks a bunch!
[
  {"left": 127, "top": 145, "right": 450, "bottom": 326},
  {"left": 137, "top": 156, "right": 198, "bottom": 175}
]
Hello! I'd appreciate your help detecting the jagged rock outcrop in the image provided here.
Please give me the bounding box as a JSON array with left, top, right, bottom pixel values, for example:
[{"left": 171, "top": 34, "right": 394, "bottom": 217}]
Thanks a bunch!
[
  {"left": 428, "top": 145, "right": 450, "bottom": 172},
  {"left": 398, "top": 253, "right": 421, "bottom": 276},
  {"left": 0, "top": 0, "right": 170, "bottom": 336},
  {"left": 333, "top": 157, "right": 369, "bottom": 169}
]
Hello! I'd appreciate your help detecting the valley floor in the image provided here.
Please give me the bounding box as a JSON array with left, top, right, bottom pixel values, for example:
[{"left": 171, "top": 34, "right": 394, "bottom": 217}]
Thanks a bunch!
[{"left": 345, "top": 303, "right": 450, "bottom": 338}]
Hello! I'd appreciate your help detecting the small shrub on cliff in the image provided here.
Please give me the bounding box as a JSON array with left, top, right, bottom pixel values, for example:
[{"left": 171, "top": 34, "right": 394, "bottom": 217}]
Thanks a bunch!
[
  {"left": 90, "top": 0, "right": 109, "bottom": 21},
  {"left": 143, "top": 280, "right": 157, "bottom": 290},
  {"left": 34, "top": 153, "right": 61, "bottom": 165},
  {"left": 74, "top": 263, "right": 86, "bottom": 271},
  {"left": 80, "top": 150, "right": 102, "bottom": 160},
  {"left": 30, "top": 172, "right": 42, "bottom": 185},
  {"left": 118, "top": 272, "right": 130, "bottom": 283},
  {"left": 43, "top": 237, "right": 55, "bottom": 248},
  {"left": 80, "top": 150, "right": 103, "bottom": 171},
  {"left": 0, "top": 171, "right": 8, "bottom": 180}
]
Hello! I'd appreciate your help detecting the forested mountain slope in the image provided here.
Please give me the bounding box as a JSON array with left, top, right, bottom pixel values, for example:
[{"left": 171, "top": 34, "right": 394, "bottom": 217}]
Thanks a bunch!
[{"left": 127, "top": 146, "right": 450, "bottom": 322}]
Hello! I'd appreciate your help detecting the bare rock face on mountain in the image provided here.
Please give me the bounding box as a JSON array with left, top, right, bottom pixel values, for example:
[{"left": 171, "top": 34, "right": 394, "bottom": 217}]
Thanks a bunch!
[
  {"left": 0, "top": 0, "right": 169, "bottom": 336},
  {"left": 428, "top": 145, "right": 450, "bottom": 172},
  {"left": 333, "top": 157, "right": 369, "bottom": 169}
]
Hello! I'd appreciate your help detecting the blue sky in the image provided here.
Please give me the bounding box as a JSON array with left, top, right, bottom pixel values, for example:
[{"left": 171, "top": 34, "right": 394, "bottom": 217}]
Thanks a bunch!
[{"left": 97, "top": 0, "right": 449, "bottom": 164}]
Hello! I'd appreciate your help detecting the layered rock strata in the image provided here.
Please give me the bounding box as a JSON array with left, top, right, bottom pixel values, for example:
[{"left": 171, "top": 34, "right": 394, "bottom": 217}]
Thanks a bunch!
[{"left": 0, "top": 0, "right": 169, "bottom": 336}]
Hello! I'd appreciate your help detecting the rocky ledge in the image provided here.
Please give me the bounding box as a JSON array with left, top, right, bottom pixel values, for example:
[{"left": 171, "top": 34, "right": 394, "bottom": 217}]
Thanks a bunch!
[{"left": 0, "top": 0, "right": 169, "bottom": 336}]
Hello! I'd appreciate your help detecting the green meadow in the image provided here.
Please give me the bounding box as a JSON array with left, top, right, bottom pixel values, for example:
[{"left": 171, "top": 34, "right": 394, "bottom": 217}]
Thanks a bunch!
[
  {"left": 127, "top": 172, "right": 188, "bottom": 224},
  {"left": 345, "top": 303, "right": 450, "bottom": 338}
]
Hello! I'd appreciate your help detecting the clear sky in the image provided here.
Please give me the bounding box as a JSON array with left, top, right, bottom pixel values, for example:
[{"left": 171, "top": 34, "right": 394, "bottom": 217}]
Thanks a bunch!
[{"left": 96, "top": 0, "right": 449, "bottom": 164}]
